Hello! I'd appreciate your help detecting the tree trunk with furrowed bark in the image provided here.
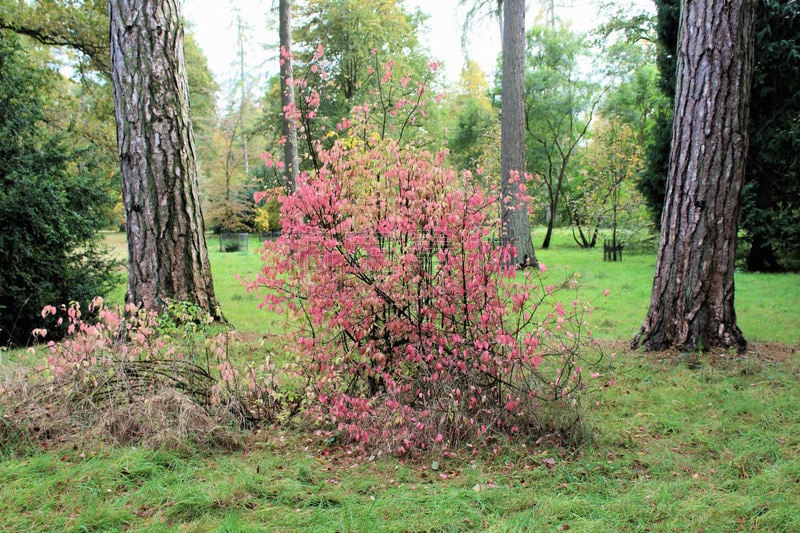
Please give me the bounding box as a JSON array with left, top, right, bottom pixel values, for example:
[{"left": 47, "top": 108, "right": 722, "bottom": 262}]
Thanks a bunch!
[
  {"left": 279, "top": 0, "right": 299, "bottom": 191},
  {"left": 500, "top": 0, "right": 536, "bottom": 268},
  {"left": 108, "top": 0, "right": 220, "bottom": 317},
  {"left": 633, "top": 0, "right": 756, "bottom": 352}
]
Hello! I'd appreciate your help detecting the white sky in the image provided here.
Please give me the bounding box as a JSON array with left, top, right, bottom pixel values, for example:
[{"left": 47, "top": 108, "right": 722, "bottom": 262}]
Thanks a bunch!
[{"left": 181, "top": 0, "right": 654, "bottom": 98}]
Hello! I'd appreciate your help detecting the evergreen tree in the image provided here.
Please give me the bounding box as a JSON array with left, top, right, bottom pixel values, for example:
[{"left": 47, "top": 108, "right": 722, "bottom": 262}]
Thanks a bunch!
[{"left": 0, "top": 31, "right": 119, "bottom": 345}]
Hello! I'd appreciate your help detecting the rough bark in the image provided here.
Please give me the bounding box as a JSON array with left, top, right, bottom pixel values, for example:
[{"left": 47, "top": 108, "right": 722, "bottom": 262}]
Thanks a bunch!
[
  {"left": 108, "top": 0, "right": 220, "bottom": 317},
  {"left": 235, "top": 12, "right": 250, "bottom": 177},
  {"left": 633, "top": 0, "right": 756, "bottom": 352},
  {"left": 500, "top": 0, "right": 536, "bottom": 268},
  {"left": 279, "top": 0, "right": 299, "bottom": 191}
]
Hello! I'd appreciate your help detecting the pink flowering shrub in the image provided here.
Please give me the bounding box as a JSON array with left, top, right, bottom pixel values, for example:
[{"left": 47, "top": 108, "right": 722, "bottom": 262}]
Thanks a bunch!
[
  {"left": 30, "top": 299, "right": 280, "bottom": 425},
  {"left": 249, "top": 139, "right": 602, "bottom": 452},
  {"left": 282, "top": 44, "right": 443, "bottom": 176}
]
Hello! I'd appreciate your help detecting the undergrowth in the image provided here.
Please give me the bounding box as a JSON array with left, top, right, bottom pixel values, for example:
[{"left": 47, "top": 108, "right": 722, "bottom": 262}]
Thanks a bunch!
[{"left": 0, "top": 299, "right": 280, "bottom": 455}]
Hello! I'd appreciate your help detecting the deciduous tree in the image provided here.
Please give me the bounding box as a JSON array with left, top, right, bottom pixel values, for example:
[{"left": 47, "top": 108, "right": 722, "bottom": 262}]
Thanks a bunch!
[{"left": 523, "top": 24, "right": 599, "bottom": 250}]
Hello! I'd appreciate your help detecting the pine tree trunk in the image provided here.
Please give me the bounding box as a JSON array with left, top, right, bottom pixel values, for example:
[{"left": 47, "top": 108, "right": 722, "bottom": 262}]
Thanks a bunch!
[
  {"left": 279, "top": 0, "right": 299, "bottom": 192},
  {"left": 500, "top": 0, "right": 536, "bottom": 268},
  {"left": 633, "top": 0, "right": 756, "bottom": 352},
  {"left": 108, "top": 0, "right": 220, "bottom": 317}
]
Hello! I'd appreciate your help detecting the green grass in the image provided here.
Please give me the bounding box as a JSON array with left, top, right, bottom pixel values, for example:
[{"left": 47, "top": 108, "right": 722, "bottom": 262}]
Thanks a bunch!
[
  {"left": 102, "top": 228, "right": 800, "bottom": 344},
  {"left": 101, "top": 231, "right": 279, "bottom": 334},
  {"left": 1, "top": 352, "right": 798, "bottom": 531},
  {"left": 531, "top": 230, "right": 800, "bottom": 344},
  {"left": 1, "top": 228, "right": 797, "bottom": 531},
  {"left": 206, "top": 234, "right": 274, "bottom": 333}
]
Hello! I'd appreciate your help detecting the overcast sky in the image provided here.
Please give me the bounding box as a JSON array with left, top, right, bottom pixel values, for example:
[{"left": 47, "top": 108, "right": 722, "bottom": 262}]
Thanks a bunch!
[{"left": 181, "top": 0, "right": 654, "bottom": 100}]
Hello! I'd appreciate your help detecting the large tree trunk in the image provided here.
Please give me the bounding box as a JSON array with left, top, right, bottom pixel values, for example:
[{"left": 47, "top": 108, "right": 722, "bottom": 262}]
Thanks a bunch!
[
  {"left": 500, "top": 0, "right": 536, "bottom": 268},
  {"left": 633, "top": 0, "right": 756, "bottom": 352},
  {"left": 279, "top": 0, "right": 299, "bottom": 191},
  {"left": 108, "top": 0, "right": 221, "bottom": 317}
]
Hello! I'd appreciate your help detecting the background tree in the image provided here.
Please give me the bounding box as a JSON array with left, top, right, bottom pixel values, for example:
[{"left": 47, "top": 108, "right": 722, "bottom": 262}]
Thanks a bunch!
[
  {"left": 108, "top": 0, "right": 220, "bottom": 316},
  {"left": 232, "top": 7, "right": 252, "bottom": 177},
  {"left": 569, "top": 119, "right": 648, "bottom": 251},
  {"left": 633, "top": 0, "right": 757, "bottom": 352},
  {"left": 0, "top": 31, "right": 119, "bottom": 345},
  {"left": 457, "top": 0, "right": 537, "bottom": 266},
  {"left": 458, "top": 0, "right": 502, "bottom": 48},
  {"left": 500, "top": 0, "right": 537, "bottom": 267},
  {"left": 596, "top": 4, "right": 665, "bottom": 148},
  {"left": 523, "top": 24, "right": 600, "bottom": 250},
  {"left": 446, "top": 60, "right": 498, "bottom": 173},
  {"left": 293, "top": 0, "right": 429, "bottom": 126},
  {"left": 256, "top": 0, "right": 441, "bottom": 174},
  {"left": 279, "top": 0, "right": 299, "bottom": 190},
  {"left": 564, "top": 3, "right": 661, "bottom": 250},
  {"left": 740, "top": 0, "right": 800, "bottom": 271},
  {"left": 200, "top": 112, "right": 254, "bottom": 233}
]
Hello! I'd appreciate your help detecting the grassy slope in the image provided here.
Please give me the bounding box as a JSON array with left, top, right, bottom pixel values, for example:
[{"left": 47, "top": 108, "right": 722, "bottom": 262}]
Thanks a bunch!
[{"left": 1, "top": 230, "right": 798, "bottom": 531}]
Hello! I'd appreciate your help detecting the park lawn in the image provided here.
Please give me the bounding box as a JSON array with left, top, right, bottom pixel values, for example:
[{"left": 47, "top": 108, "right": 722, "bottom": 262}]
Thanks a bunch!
[
  {"left": 102, "top": 229, "right": 800, "bottom": 344},
  {"left": 0, "top": 228, "right": 796, "bottom": 531},
  {"left": 1, "top": 348, "right": 797, "bottom": 531},
  {"left": 531, "top": 232, "right": 800, "bottom": 345}
]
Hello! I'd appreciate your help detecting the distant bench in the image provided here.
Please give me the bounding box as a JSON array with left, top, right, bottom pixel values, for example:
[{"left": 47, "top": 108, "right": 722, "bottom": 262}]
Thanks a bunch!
[{"left": 603, "top": 239, "right": 623, "bottom": 262}]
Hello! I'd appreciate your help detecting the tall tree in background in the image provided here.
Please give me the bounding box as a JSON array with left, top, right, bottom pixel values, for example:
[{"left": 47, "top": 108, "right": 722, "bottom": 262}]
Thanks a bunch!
[
  {"left": 108, "top": 0, "right": 220, "bottom": 317},
  {"left": 458, "top": 0, "right": 536, "bottom": 266},
  {"left": 500, "top": 0, "right": 537, "bottom": 267},
  {"left": 279, "top": 0, "right": 299, "bottom": 191},
  {"left": 233, "top": 8, "right": 251, "bottom": 177},
  {"left": 633, "top": 0, "right": 756, "bottom": 352},
  {"left": 524, "top": 24, "right": 599, "bottom": 250}
]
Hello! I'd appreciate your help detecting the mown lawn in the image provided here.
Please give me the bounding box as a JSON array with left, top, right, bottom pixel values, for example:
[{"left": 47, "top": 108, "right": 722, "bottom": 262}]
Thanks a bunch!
[
  {"left": 0, "top": 229, "right": 797, "bottom": 531},
  {"left": 100, "top": 229, "right": 800, "bottom": 345}
]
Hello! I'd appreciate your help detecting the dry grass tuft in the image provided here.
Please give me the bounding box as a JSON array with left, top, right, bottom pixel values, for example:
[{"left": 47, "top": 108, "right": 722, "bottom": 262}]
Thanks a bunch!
[
  {"left": 97, "top": 389, "right": 243, "bottom": 451},
  {"left": 1, "top": 377, "right": 243, "bottom": 453}
]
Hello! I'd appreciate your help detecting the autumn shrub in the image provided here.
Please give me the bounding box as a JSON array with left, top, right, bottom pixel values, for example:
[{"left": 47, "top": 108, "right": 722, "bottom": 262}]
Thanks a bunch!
[
  {"left": 249, "top": 138, "right": 603, "bottom": 454},
  {"left": 0, "top": 299, "right": 281, "bottom": 452}
]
